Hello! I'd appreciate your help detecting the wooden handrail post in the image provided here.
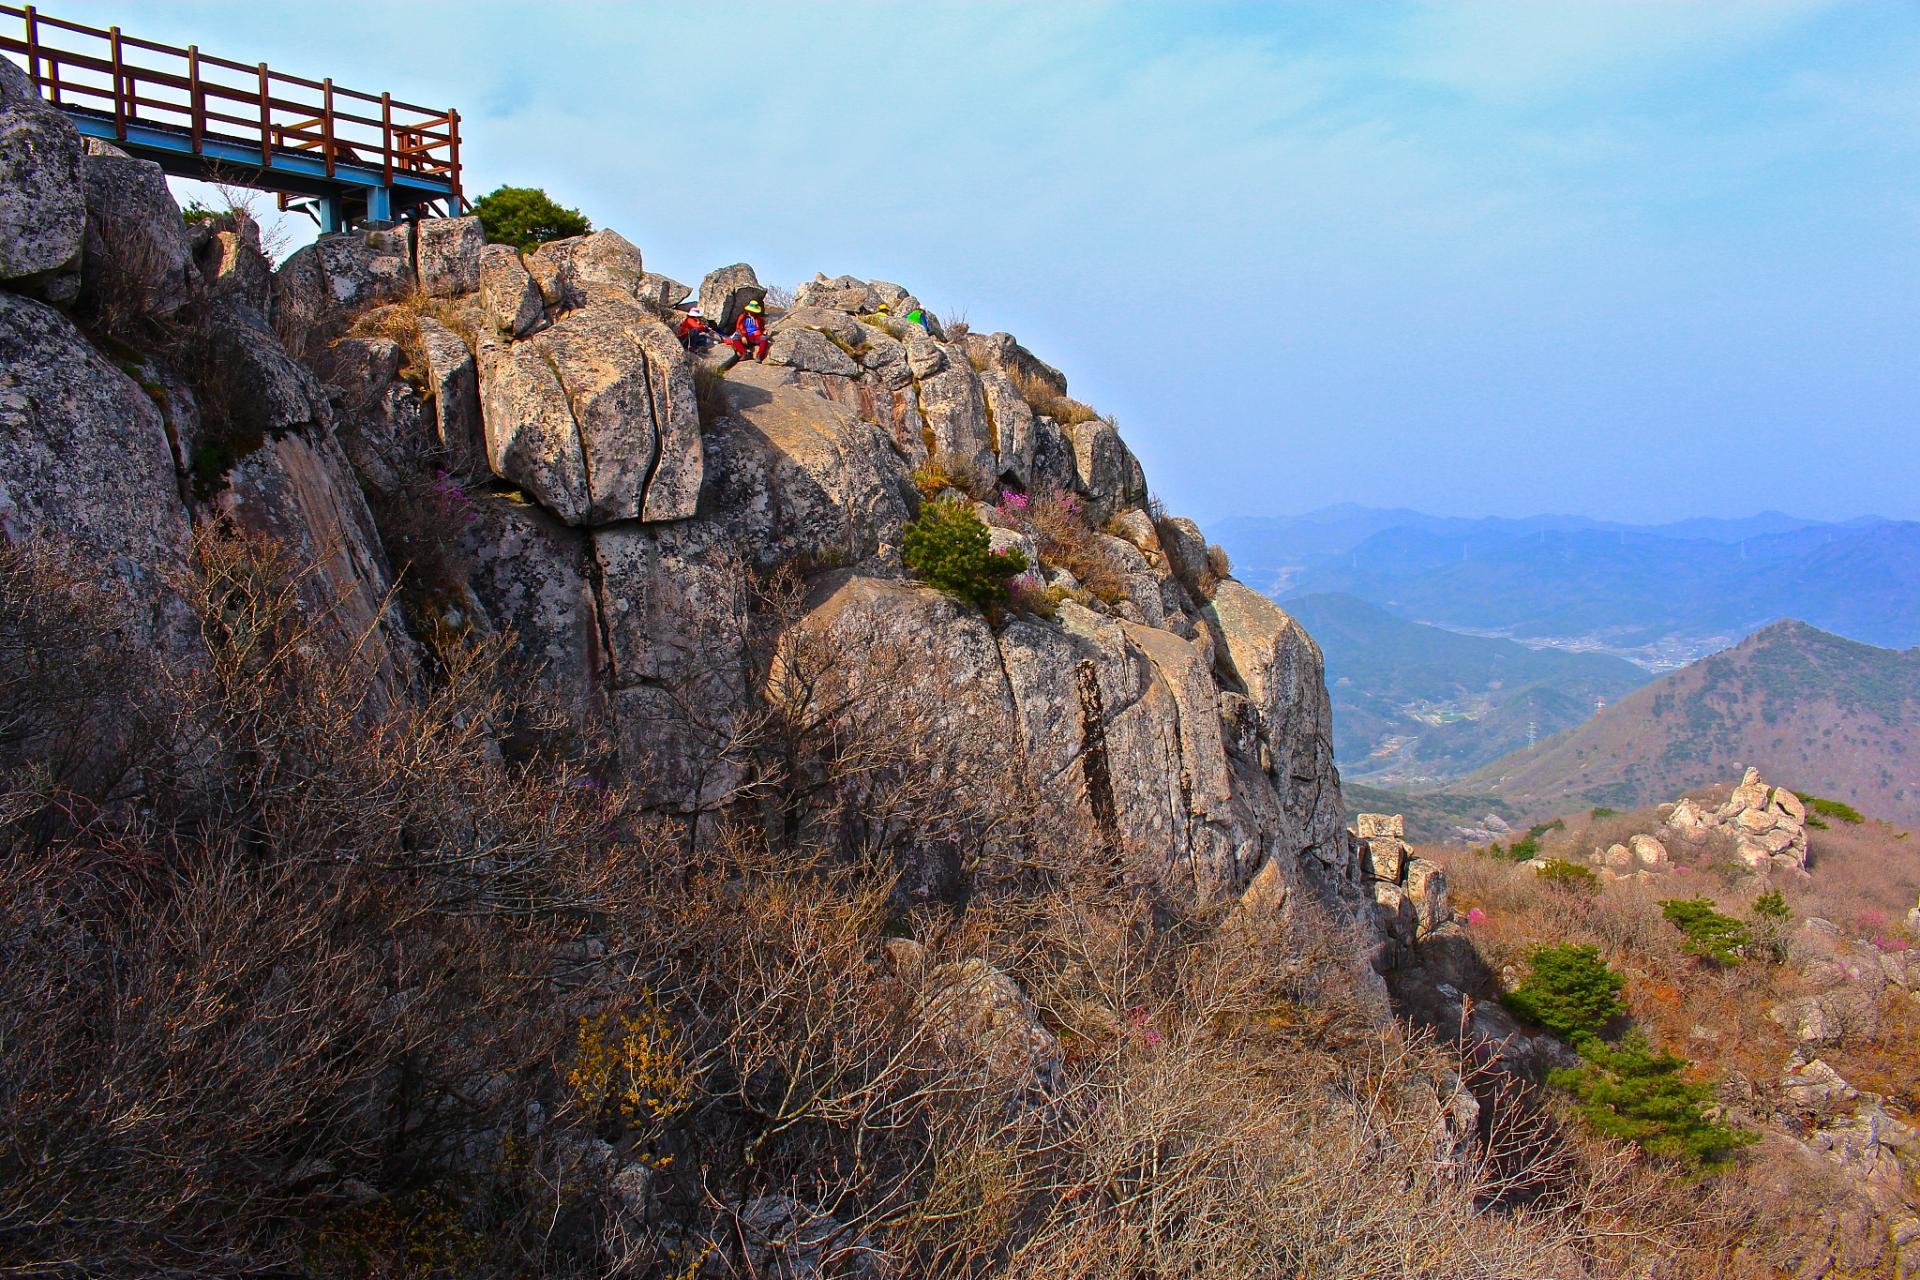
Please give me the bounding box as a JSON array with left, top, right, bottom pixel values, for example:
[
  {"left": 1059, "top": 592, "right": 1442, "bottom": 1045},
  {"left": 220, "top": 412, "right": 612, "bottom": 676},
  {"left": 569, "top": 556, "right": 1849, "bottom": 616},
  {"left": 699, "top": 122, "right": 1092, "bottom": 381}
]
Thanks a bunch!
[
  {"left": 382, "top": 91, "right": 392, "bottom": 186},
  {"left": 257, "top": 61, "right": 270, "bottom": 167},
  {"left": 322, "top": 77, "right": 334, "bottom": 177},
  {"left": 189, "top": 46, "right": 202, "bottom": 153},
  {"left": 24, "top": 6, "right": 40, "bottom": 94},
  {"left": 448, "top": 107, "right": 461, "bottom": 209},
  {"left": 110, "top": 25, "right": 125, "bottom": 139}
]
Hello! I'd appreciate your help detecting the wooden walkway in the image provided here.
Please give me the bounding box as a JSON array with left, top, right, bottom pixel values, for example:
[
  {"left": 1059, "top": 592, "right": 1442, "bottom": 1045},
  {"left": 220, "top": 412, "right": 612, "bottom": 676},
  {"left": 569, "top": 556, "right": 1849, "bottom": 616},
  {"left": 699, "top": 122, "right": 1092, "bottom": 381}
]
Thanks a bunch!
[{"left": 1, "top": 5, "right": 463, "bottom": 230}]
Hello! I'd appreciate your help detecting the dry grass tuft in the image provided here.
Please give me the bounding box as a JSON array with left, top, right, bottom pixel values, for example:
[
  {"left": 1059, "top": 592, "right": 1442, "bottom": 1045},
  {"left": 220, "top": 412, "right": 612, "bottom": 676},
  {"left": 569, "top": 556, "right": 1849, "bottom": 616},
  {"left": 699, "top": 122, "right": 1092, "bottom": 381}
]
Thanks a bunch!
[
  {"left": 1015, "top": 488, "right": 1129, "bottom": 604},
  {"left": 1010, "top": 365, "right": 1100, "bottom": 426}
]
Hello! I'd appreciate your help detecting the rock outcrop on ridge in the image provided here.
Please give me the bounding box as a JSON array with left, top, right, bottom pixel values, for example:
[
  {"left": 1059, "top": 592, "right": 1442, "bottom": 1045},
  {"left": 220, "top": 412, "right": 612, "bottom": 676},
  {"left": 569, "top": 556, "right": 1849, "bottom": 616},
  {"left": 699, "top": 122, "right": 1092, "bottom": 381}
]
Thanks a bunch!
[
  {"left": 1664, "top": 766, "right": 1811, "bottom": 871},
  {"left": 0, "top": 79, "right": 1364, "bottom": 930}
]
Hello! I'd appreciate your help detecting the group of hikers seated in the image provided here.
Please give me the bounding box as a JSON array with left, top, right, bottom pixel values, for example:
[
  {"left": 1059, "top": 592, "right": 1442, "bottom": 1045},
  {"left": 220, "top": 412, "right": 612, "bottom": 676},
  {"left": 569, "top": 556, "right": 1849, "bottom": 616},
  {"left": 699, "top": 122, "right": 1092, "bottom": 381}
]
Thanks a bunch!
[
  {"left": 677, "top": 296, "right": 770, "bottom": 361},
  {"left": 676, "top": 295, "right": 940, "bottom": 362}
]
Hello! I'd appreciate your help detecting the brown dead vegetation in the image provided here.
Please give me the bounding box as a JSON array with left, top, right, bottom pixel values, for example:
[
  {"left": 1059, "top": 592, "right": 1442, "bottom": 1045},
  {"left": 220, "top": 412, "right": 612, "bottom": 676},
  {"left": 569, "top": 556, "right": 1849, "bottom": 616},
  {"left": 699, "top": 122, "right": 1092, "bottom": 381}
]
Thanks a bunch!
[
  {"left": 1011, "top": 488, "right": 1129, "bottom": 605},
  {"left": 1009, "top": 365, "right": 1099, "bottom": 427},
  {"left": 0, "top": 529, "right": 1842, "bottom": 1278},
  {"left": 1435, "top": 837, "right": 1920, "bottom": 1275}
]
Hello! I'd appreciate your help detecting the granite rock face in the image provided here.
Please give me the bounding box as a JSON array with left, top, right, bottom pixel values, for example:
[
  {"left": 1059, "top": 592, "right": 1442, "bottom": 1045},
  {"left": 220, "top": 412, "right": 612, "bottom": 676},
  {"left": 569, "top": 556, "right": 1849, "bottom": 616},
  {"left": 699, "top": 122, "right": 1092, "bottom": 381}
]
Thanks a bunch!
[
  {"left": 0, "top": 58, "right": 84, "bottom": 296},
  {"left": 476, "top": 293, "right": 701, "bottom": 525},
  {"left": 416, "top": 216, "right": 484, "bottom": 298},
  {"left": 0, "top": 291, "right": 189, "bottom": 634},
  {"left": 0, "top": 145, "right": 1355, "bottom": 922},
  {"left": 79, "top": 151, "right": 195, "bottom": 319}
]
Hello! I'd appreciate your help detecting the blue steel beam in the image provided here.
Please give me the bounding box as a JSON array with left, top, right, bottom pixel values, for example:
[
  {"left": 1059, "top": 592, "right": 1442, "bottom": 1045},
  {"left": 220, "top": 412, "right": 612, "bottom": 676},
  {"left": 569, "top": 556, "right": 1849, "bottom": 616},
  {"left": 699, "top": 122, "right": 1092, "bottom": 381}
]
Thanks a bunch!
[{"left": 66, "top": 110, "right": 456, "bottom": 213}]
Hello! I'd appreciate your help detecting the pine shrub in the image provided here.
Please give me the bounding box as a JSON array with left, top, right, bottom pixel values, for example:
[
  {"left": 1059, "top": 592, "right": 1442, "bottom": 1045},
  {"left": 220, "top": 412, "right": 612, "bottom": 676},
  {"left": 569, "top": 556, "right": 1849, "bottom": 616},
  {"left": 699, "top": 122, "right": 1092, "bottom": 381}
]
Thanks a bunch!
[
  {"left": 1536, "top": 859, "right": 1599, "bottom": 895},
  {"left": 1501, "top": 943, "right": 1626, "bottom": 1039},
  {"left": 1659, "top": 897, "right": 1749, "bottom": 965},
  {"left": 472, "top": 185, "right": 591, "bottom": 252},
  {"left": 1794, "top": 792, "right": 1864, "bottom": 825},
  {"left": 1550, "top": 1032, "right": 1756, "bottom": 1167},
  {"left": 902, "top": 499, "right": 1028, "bottom": 608}
]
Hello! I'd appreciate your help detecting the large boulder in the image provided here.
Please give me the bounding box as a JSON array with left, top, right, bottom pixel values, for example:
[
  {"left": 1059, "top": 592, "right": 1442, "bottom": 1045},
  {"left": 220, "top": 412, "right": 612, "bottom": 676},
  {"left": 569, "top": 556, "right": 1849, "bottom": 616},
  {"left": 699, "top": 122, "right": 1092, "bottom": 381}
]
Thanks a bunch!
[
  {"left": 919, "top": 959, "right": 1064, "bottom": 1101},
  {"left": 692, "top": 360, "right": 915, "bottom": 566},
  {"left": 635, "top": 271, "right": 690, "bottom": 311},
  {"left": 191, "top": 212, "right": 273, "bottom": 318},
  {"left": 962, "top": 331, "right": 1066, "bottom": 400},
  {"left": 995, "top": 601, "right": 1282, "bottom": 900},
  {"left": 915, "top": 350, "right": 995, "bottom": 479},
  {"left": 1067, "top": 418, "right": 1148, "bottom": 520},
  {"left": 476, "top": 295, "right": 700, "bottom": 525},
  {"left": 459, "top": 497, "right": 606, "bottom": 723},
  {"left": 1201, "top": 581, "right": 1346, "bottom": 873},
  {"left": 0, "top": 58, "right": 84, "bottom": 297},
  {"left": 526, "top": 230, "right": 645, "bottom": 310},
  {"left": 1715, "top": 767, "right": 1808, "bottom": 869},
  {"left": 415, "top": 216, "right": 483, "bottom": 298},
  {"left": 78, "top": 151, "right": 194, "bottom": 321},
  {"left": 272, "top": 228, "right": 415, "bottom": 354},
  {"left": 698, "top": 262, "right": 766, "bottom": 336},
  {"left": 765, "top": 327, "right": 861, "bottom": 377},
  {"left": 477, "top": 244, "right": 543, "bottom": 338},
  {"left": 219, "top": 426, "right": 413, "bottom": 709},
  {"left": 416, "top": 318, "right": 485, "bottom": 475},
  {"left": 794, "top": 273, "right": 879, "bottom": 313},
  {"left": 976, "top": 368, "right": 1036, "bottom": 488},
  {"left": 0, "top": 292, "right": 190, "bottom": 638},
  {"left": 310, "top": 335, "right": 430, "bottom": 494}
]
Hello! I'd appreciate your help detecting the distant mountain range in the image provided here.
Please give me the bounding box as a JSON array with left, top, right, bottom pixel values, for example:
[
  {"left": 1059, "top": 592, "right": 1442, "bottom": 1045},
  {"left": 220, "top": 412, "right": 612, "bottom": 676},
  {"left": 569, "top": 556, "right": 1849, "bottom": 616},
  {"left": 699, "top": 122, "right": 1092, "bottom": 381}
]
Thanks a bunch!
[
  {"left": 1216, "top": 506, "right": 1919, "bottom": 655},
  {"left": 1283, "top": 592, "right": 1652, "bottom": 784},
  {"left": 1456, "top": 620, "right": 1920, "bottom": 828}
]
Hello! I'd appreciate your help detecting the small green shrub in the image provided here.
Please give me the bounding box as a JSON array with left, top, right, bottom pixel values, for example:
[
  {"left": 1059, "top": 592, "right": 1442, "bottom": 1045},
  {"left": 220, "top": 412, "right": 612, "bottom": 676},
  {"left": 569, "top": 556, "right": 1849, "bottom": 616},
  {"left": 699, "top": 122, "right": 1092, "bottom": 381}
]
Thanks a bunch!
[
  {"left": 1536, "top": 859, "right": 1599, "bottom": 895},
  {"left": 1549, "top": 1032, "right": 1756, "bottom": 1167},
  {"left": 1505, "top": 819, "right": 1565, "bottom": 861},
  {"left": 1590, "top": 807, "right": 1619, "bottom": 819},
  {"left": 903, "top": 499, "right": 1028, "bottom": 609},
  {"left": 472, "top": 185, "right": 591, "bottom": 252},
  {"left": 1746, "top": 889, "right": 1794, "bottom": 962},
  {"left": 1794, "top": 792, "right": 1863, "bottom": 824},
  {"left": 1659, "top": 897, "right": 1749, "bottom": 965},
  {"left": 1501, "top": 944, "right": 1626, "bottom": 1039}
]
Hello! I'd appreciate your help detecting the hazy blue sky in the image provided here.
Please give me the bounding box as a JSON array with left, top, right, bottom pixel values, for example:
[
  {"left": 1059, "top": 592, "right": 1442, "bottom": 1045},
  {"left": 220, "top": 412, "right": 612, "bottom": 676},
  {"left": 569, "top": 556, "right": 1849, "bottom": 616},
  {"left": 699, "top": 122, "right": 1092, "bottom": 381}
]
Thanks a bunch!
[{"left": 51, "top": 1, "right": 1920, "bottom": 525}]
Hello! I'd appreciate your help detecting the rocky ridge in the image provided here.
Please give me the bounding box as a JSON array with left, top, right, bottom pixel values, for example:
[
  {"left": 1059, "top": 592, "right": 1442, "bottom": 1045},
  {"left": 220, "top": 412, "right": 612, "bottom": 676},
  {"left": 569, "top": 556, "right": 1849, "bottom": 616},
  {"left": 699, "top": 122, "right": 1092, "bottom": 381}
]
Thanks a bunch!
[
  {"left": 0, "top": 62, "right": 1373, "bottom": 934},
  {"left": 1665, "top": 766, "right": 1812, "bottom": 872}
]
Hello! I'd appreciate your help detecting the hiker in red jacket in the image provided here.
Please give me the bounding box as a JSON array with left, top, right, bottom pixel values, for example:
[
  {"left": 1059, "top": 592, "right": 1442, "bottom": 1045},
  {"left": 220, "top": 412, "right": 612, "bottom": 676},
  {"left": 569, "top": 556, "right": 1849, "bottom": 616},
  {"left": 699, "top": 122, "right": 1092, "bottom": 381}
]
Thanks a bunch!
[{"left": 727, "top": 297, "right": 770, "bottom": 361}]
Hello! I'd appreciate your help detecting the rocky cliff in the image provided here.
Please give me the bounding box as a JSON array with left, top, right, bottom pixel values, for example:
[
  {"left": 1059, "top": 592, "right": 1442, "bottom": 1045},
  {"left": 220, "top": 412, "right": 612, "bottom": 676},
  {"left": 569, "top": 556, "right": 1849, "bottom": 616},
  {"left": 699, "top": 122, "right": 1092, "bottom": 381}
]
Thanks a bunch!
[{"left": 0, "top": 54, "right": 1359, "bottom": 924}]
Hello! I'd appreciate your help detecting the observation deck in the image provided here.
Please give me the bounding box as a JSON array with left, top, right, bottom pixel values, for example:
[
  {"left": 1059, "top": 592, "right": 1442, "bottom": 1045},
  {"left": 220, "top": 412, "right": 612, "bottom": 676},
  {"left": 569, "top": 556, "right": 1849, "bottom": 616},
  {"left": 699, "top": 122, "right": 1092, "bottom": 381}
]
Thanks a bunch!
[{"left": 1, "top": 5, "right": 464, "bottom": 231}]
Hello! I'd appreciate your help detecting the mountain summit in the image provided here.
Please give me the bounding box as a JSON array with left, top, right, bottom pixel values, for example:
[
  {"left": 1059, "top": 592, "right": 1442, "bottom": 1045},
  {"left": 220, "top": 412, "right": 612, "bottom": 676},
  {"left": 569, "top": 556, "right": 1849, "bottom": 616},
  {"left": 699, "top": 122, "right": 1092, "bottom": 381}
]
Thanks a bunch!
[{"left": 1462, "top": 619, "right": 1920, "bottom": 825}]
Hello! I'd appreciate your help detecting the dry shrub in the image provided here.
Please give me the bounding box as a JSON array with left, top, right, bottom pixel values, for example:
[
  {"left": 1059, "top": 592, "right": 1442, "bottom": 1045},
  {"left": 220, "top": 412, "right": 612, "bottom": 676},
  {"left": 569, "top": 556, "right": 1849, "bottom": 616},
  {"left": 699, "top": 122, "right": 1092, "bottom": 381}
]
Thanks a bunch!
[
  {"left": 5, "top": 529, "right": 1821, "bottom": 1278},
  {"left": 344, "top": 292, "right": 483, "bottom": 373},
  {"left": 0, "top": 529, "right": 636, "bottom": 1277},
  {"left": 1016, "top": 488, "right": 1128, "bottom": 604},
  {"left": 1009, "top": 366, "right": 1099, "bottom": 426},
  {"left": 1430, "top": 841, "right": 1920, "bottom": 1274},
  {"left": 0, "top": 538, "right": 167, "bottom": 814},
  {"left": 75, "top": 213, "right": 172, "bottom": 341},
  {"left": 1796, "top": 819, "right": 1920, "bottom": 932},
  {"left": 913, "top": 448, "right": 990, "bottom": 501}
]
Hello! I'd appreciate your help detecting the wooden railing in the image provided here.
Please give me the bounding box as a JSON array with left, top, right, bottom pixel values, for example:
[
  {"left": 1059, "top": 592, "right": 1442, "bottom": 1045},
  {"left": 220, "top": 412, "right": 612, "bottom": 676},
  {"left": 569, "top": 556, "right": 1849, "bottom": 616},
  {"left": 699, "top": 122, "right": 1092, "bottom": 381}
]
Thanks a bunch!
[{"left": 0, "top": 5, "right": 461, "bottom": 200}]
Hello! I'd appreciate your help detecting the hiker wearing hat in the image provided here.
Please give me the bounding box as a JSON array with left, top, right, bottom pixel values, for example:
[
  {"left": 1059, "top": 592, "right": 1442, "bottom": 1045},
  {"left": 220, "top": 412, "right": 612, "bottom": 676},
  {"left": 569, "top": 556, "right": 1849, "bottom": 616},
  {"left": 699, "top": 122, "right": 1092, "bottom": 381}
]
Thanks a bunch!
[
  {"left": 727, "top": 297, "right": 770, "bottom": 361},
  {"left": 677, "top": 305, "right": 714, "bottom": 347}
]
